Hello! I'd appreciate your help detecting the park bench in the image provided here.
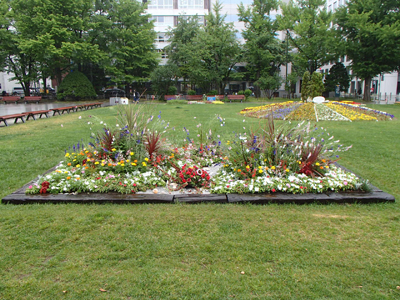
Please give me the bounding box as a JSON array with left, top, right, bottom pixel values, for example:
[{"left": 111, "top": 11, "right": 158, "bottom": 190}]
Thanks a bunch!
[
  {"left": 50, "top": 106, "right": 77, "bottom": 116},
  {"left": 24, "top": 96, "right": 42, "bottom": 104},
  {"left": 84, "top": 102, "right": 102, "bottom": 109},
  {"left": 2, "top": 96, "right": 21, "bottom": 104},
  {"left": 227, "top": 95, "right": 245, "bottom": 102},
  {"left": 24, "top": 110, "right": 50, "bottom": 120},
  {"left": 0, "top": 113, "right": 26, "bottom": 126},
  {"left": 186, "top": 95, "right": 203, "bottom": 101}
]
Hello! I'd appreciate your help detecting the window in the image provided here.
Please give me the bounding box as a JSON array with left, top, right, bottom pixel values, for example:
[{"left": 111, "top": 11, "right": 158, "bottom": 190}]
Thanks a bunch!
[
  {"left": 148, "top": 0, "right": 173, "bottom": 9},
  {"left": 333, "top": 1, "right": 337, "bottom": 10},
  {"left": 157, "top": 33, "right": 166, "bottom": 42},
  {"left": 149, "top": 16, "right": 174, "bottom": 26},
  {"left": 157, "top": 49, "right": 168, "bottom": 59},
  {"left": 178, "top": 0, "right": 204, "bottom": 9},
  {"left": 177, "top": 15, "right": 204, "bottom": 24}
]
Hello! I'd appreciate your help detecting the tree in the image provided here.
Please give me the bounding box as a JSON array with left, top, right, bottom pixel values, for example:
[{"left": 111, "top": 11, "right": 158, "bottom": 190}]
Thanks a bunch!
[
  {"left": 238, "top": 0, "right": 284, "bottom": 98},
  {"left": 150, "top": 64, "right": 179, "bottom": 97},
  {"left": 310, "top": 71, "right": 324, "bottom": 98},
  {"left": 335, "top": 0, "right": 400, "bottom": 101},
  {"left": 257, "top": 73, "right": 282, "bottom": 99},
  {"left": 278, "top": 0, "right": 336, "bottom": 74},
  {"left": 102, "top": 0, "right": 158, "bottom": 95},
  {"left": 324, "top": 62, "right": 350, "bottom": 93},
  {"left": 196, "top": 1, "right": 241, "bottom": 94},
  {"left": 17, "top": 0, "right": 102, "bottom": 87},
  {"left": 301, "top": 70, "right": 311, "bottom": 102},
  {"left": 164, "top": 15, "right": 202, "bottom": 92}
]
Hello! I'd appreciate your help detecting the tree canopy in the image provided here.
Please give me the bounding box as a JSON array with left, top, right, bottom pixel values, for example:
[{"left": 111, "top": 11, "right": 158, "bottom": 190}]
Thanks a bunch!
[
  {"left": 238, "top": 0, "right": 284, "bottom": 98},
  {"left": 278, "top": 0, "right": 336, "bottom": 74},
  {"left": 335, "top": 0, "right": 400, "bottom": 101}
]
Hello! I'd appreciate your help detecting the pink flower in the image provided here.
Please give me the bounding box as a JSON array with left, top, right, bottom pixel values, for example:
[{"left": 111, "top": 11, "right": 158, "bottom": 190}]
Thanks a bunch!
[{"left": 29, "top": 185, "right": 32, "bottom": 189}]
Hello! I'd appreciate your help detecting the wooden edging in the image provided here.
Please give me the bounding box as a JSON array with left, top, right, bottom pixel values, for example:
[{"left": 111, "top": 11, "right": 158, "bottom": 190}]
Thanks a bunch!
[
  {"left": 1, "top": 164, "right": 396, "bottom": 205},
  {"left": 1, "top": 183, "right": 395, "bottom": 205}
]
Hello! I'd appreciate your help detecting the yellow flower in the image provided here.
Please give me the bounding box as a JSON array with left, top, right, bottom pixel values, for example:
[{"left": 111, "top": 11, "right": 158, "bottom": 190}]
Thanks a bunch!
[
  {"left": 95, "top": 162, "right": 99, "bottom": 165},
  {"left": 285, "top": 168, "right": 290, "bottom": 172},
  {"left": 101, "top": 163, "right": 105, "bottom": 167},
  {"left": 142, "top": 162, "right": 147, "bottom": 167},
  {"left": 316, "top": 162, "right": 320, "bottom": 166},
  {"left": 246, "top": 165, "right": 250, "bottom": 169},
  {"left": 130, "top": 152, "right": 134, "bottom": 156},
  {"left": 76, "top": 164, "right": 81, "bottom": 168},
  {"left": 144, "top": 158, "right": 149, "bottom": 162},
  {"left": 112, "top": 148, "right": 116, "bottom": 152},
  {"left": 65, "top": 153, "right": 70, "bottom": 157},
  {"left": 121, "top": 164, "right": 125, "bottom": 167},
  {"left": 131, "top": 163, "right": 137, "bottom": 166},
  {"left": 271, "top": 166, "right": 275, "bottom": 170},
  {"left": 258, "top": 170, "right": 263, "bottom": 173},
  {"left": 258, "top": 166, "right": 262, "bottom": 169},
  {"left": 64, "top": 171, "right": 68, "bottom": 174},
  {"left": 126, "top": 159, "right": 130, "bottom": 163}
]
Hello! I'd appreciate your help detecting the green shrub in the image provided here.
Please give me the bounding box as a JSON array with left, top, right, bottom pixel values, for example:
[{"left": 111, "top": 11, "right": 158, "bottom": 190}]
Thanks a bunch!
[
  {"left": 166, "top": 100, "right": 188, "bottom": 105},
  {"left": 207, "top": 90, "right": 218, "bottom": 96},
  {"left": 238, "top": 90, "right": 245, "bottom": 95},
  {"left": 188, "top": 90, "right": 196, "bottom": 95},
  {"left": 168, "top": 86, "right": 178, "bottom": 95},
  {"left": 244, "top": 89, "right": 252, "bottom": 100},
  {"left": 57, "top": 71, "right": 97, "bottom": 101}
]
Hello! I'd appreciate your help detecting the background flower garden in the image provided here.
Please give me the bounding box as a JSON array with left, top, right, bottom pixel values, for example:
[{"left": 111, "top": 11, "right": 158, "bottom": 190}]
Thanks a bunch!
[
  {"left": 240, "top": 101, "right": 395, "bottom": 121},
  {"left": 26, "top": 103, "right": 371, "bottom": 196}
]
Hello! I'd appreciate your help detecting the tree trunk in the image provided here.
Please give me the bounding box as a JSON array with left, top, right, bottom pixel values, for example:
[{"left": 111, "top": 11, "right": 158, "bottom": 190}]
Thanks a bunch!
[{"left": 363, "top": 76, "right": 371, "bottom": 101}]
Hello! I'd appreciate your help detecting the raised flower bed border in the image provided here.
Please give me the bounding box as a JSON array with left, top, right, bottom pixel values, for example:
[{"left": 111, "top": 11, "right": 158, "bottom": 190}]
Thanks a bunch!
[{"left": 2, "top": 166, "right": 395, "bottom": 205}]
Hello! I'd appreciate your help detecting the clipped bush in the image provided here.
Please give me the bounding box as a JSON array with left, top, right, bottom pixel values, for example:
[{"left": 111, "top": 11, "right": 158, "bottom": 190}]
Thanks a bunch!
[
  {"left": 57, "top": 71, "right": 97, "bottom": 101},
  {"left": 206, "top": 90, "right": 218, "bottom": 96},
  {"left": 187, "top": 89, "right": 196, "bottom": 95},
  {"left": 244, "top": 89, "right": 252, "bottom": 100},
  {"left": 238, "top": 90, "right": 245, "bottom": 95},
  {"left": 167, "top": 86, "right": 178, "bottom": 95},
  {"left": 166, "top": 100, "right": 188, "bottom": 105}
]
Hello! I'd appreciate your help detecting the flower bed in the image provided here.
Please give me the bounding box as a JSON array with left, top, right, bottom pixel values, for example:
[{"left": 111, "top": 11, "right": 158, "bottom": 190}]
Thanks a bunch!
[
  {"left": 240, "top": 101, "right": 395, "bottom": 121},
  {"left": 22, "top": 105, "right": 372, "bottom": 198}
]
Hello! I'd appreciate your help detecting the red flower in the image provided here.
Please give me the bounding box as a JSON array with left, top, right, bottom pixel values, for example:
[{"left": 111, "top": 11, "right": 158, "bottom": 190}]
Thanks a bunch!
[
  {"left": 271, "top": 188, "right": 276, "bottom": 192},
  {"left": 133, "top": 183, "right": 137, "bottom": 187}
]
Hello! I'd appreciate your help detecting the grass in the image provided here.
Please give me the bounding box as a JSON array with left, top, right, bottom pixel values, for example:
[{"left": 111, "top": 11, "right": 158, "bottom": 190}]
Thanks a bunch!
[{"left": 1, "top": 101, "right": 400, "bottom": 299}]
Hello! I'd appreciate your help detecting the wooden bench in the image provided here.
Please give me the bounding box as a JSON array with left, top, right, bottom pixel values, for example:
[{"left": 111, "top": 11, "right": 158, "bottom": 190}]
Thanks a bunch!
[
  {"left": 24, "top": 96, "right": 42, "bottom": 104},
  {"left": 2, "top": 96, "right": 21, "bottom": 104},
  {"left": 227, "top": 95, "right": 245, "bottom": 102},
  {"left": 24, "top": 110, "right": 50, "bottom": 120},
  {"left": 186, "top": 95, "right": 203, "bottom": 101},
  {"left": 84, "top": 102, "right": 102, "bottom": 109},
  {"left": 0, "top": 113, "right": 26, "bottom": 126},
  {"left": 50, "top": 106, "right": 77, "bottom": 116}
]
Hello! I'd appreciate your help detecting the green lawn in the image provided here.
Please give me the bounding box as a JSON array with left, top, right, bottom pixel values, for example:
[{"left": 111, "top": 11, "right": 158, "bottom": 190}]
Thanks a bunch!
[{"left": 1, "top": 101, "right": 399, "bottom": 299}]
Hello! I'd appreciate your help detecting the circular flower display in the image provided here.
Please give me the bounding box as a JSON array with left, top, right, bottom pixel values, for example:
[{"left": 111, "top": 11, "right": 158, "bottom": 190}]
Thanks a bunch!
[{"left": 240, "top": 101, "right": 395, "bottom": 121}]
